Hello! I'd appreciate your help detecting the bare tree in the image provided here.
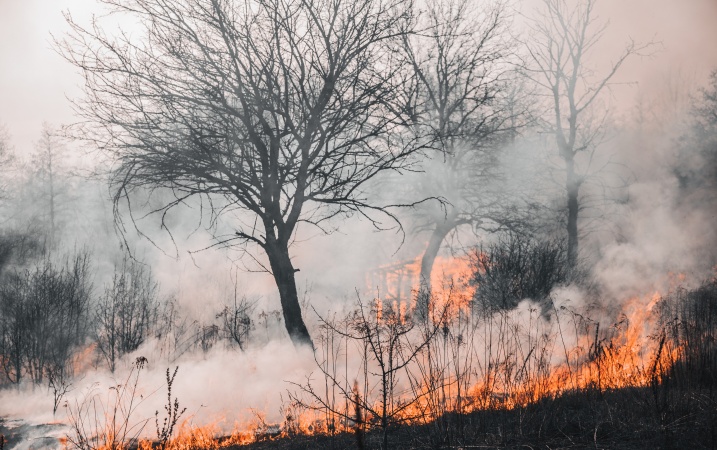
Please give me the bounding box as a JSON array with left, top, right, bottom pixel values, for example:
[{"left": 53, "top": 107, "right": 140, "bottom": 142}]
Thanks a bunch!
[
  {"left": 401, "top": 0, "right": 526, "bottom": 313},
  {"left": 676, "top": 69, "right": 717, "bottom": 194},
  {"left": 0, "top": 125, "right": 44, "bottom": 273},
  {"left": 523, "top": 0, "right": 652, "bottom": 269},
  {"left": 31, "top": 122, "right": 72, "bottom": 252},
  {"left": 0, "top": 124, "right": 14, "bottom": 199},
  {"left": 60, "top": 0, "right": 423, "bottom": 348}
]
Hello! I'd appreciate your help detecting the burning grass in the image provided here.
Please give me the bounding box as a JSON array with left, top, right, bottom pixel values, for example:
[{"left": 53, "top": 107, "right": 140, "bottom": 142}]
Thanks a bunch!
[
  {"left": 235, "top": 276, "right": 716, "bottom": 449},
  {"left": 47, "top": 263, "right": 717, "bottom": 449},
  {"left": 220, "top": 280, "right": 712, "bottom": 449},
  {"left": 138, "top": 422, "right": 256, "bottom": 449}
]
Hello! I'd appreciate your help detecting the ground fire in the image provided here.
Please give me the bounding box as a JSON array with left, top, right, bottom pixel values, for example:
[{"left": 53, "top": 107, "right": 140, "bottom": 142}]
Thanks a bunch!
[{"left": 43, "top": 261, "right": 713, "bottom": 449}]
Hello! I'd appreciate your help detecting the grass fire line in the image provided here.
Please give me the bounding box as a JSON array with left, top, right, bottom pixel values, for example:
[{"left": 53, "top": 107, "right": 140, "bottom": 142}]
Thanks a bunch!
[{"left": 36, "top": 259, "right": 712, "bottom": 450}]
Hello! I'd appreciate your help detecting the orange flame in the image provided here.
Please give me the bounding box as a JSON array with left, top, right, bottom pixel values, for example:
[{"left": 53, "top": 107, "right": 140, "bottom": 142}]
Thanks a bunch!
[{"left": 61, "top": 261, "right": 691, "bottom": 448}]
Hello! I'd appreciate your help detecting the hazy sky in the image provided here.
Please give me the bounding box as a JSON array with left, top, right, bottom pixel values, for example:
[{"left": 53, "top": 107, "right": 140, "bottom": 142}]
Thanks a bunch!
[
  {"left": 0, "top": 0, "right": 86, "bottom": 154},
  {"left": 0, "top": 0, "right": 716, "bottom": 156}
]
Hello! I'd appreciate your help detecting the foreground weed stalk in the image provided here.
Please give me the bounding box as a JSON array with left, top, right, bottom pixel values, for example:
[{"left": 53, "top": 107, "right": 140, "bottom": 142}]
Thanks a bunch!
[
  {"left": 65, "top": 357, "right": 151, "bottom": 450},
  {"left": 155, "top": 367, "right": 186, "bottom": 449}
]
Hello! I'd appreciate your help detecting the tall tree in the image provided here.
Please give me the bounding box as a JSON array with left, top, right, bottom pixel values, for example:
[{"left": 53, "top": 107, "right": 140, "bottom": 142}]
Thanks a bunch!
[
  {"left": 0, "top": 124, "right": 10, "bottom": 158},
  {"left": 60, "top": 0, "right": 421, "bottom": 347},
  {"left": 32, "top": 122, "right": 68, "bottom": 251},
  {"left": 676, "top": 70, "right": 717, "bottom": 194},
  {"left": 523, "top": 0, "right": 650, "bottom": 269},
  {"left": 401, "top": 0, "right": 522, "bottom": 313},
  {"left": 0, "top": 124, "right": 14, "bottom": 199}
]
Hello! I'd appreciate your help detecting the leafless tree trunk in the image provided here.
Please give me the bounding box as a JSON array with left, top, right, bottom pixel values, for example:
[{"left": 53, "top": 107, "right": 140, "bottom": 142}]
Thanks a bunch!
[
  {"left": 60, "top": 0, "right": 422, "bottom": 348},
  {"left": 417, "top": 207, "right": 462, "bottom": 318},
  {"left": 33, "top": 123, "right": 64, "bottom": 251},
  {"left": 523, "top": 0, "right": 652, "bottom": 269},
  {"left": 0, "top": 123, "right": 15, "bottom": 200},
  {"left": 401, "top": 0, "right": 525, "bottom": 313}
]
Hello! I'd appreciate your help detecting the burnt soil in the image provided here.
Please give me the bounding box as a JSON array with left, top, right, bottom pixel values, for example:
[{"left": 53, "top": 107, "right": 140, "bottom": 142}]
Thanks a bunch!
[{"left": 227, "top": 386, "right": 717, "bottom": 450}]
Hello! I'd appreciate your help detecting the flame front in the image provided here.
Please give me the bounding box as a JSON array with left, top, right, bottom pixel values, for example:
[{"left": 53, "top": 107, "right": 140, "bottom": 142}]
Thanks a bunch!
[{"left": 61, "top": 260, "right": 695, "bottom": 448}]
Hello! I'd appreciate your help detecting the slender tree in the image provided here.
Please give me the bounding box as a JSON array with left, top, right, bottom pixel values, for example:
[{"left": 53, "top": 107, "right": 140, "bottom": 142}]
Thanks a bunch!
[
  {"left": 60, "top": 0, "right": 423, "bottom": 347},
  {"left": 676, "top": 70, "right": 717, "bottom": 194},
  {"left": 401, "top": 0, "right": 523, "bottom": 312},
  {"left": 523, "top": 0, "right": 651, "bottom": 270},
  {"left": 0, "top": 124, "right": 14, "bottom": 199},
  {"left": 32, "top": 122, "right": 68, "bottom": 251}
]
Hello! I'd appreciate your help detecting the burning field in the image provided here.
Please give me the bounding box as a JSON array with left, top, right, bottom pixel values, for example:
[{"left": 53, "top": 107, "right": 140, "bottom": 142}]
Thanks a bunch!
[
  {"left": 2, "top": 257, "right": 716, "bottom": 449},
  {"left": 1, "top": 0, "right": 717, "bottom": 448}
]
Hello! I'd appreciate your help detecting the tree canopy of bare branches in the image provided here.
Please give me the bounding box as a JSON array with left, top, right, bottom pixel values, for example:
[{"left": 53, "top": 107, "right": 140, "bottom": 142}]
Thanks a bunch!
[{"left": 60, "top": 0, "right": 423, "bottom": 347}]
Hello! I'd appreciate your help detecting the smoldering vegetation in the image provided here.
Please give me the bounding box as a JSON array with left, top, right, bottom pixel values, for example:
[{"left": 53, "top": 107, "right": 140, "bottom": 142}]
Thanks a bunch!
[{"left": 0, "top": 0, "right": 716, "bottom": 449}]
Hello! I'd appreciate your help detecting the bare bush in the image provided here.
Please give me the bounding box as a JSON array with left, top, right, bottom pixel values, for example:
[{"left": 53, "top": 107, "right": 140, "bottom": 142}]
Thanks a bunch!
[
  {"left": 292, "top": 294, "right": 444, "bottom": 449},
  {"left": 66, "top": 357, "right": 151, "bottom": 450},
  {"left": 0, "top": 228, "right": 44, "bottom": 274},
  {"left": 47, "top": 363, "right": 74, "bottom": 416},
  {"left": 95, "top": 256, "right": 161, "bottom": 372},
  {"left": 469, "top": 233, "right": 568, "bottom": 313},
  {"left": 0, "top": 252, "right": 91, "bottom": 386},
  {"left": 154, "top": 298, "right": 198, "bottom": 363},
  {"left": 216, "top": 295, "right": 254, "bottom": 351},
  {"left": 658, "top": 280, "right": 717, "bottom": 388}
]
